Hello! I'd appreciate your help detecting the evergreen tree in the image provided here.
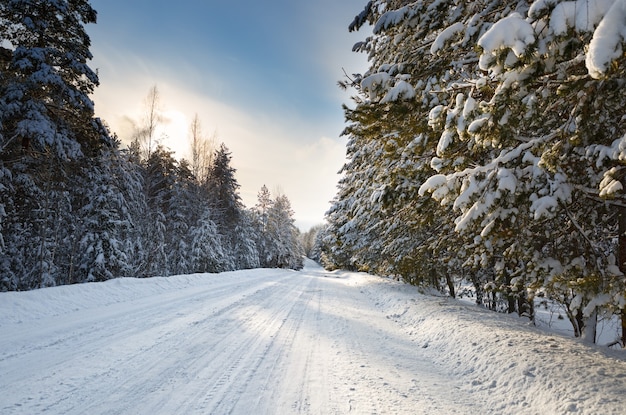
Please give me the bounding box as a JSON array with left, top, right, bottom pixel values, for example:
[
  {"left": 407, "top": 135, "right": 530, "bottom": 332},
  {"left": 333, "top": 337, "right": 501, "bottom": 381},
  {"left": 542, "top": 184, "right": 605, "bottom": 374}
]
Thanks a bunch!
[
  {"left": 300, "top": 224, "right": 324, "bottom": 259},
  {"left": 0, "top": 0, "right": 110, "bottom": 289},
  {"left": 207, "top": 143, "right": 243, "bottom": 231},
  {"left": 253, "top": 186, "right": 303, "bottom": 269},
  {"left": 190, "top": 210, "right": 227, "bottom": 273},
  {"left": 10, "top": 157, "right": 70, "bottom": 288},
  {"left": 110, "top": 142, "right": 148, "bottom": 278},
  {"left": 417, "top": 0, "right": 626, "bottom": 339},
  {"left": 253, "top": 184, "right": 274, "bottom": 267},
  {"left": 73, "top": 149, "right": 132, "bottom": 282},
  {"left": 141, "top": 146, "right": 177, "bottom": 277},
  {"left": 266, "top": 194, "right": 304, "bottom": 270},
  {"left": 331, "top": 0, "right": 626, "bottom": 342},
  {"left": 230, "top": 210, "right": 260, "bottom": 270},
  {"left": 206, "top": 143, "right": 244, "bottom": 270},
  {"left": 0, "top": 0, "right": 107, "bottom": 158},
  {"left": 165, "top": 158, "right": 195, "bottom": 275}
]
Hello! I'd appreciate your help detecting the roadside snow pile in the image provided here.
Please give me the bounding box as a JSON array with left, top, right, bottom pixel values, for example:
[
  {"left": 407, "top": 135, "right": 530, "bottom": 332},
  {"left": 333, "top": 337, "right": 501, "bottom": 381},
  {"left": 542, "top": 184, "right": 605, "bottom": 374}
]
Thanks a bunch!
[
  {"left": 0, "top": 269, "right": 286, "bottom": 326},
  {"left": 353, "top": 272, "right": 626, "bottom": 415}
]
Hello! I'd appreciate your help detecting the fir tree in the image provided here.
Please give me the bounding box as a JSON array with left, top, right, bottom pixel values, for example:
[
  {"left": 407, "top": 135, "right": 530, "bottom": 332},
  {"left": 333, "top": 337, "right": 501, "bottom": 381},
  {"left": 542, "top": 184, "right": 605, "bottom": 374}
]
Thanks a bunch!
[
  {"left": 206, "top": 143, "right": 244, "bottom": 270},
  {"left": 333, "top": 0, "right": 626, "bottom": 342},
  {"left": 0, "top": 0, "right": 107, "bottom": 158},
  {"left": 74, "top": 150, "right": 132, "bottom": 282},
  {"left": 190, "top": 210, "right": 227, "bottom": 273},
  {"left": 207, "top": 143, "right": 243, "bottom": 231}
]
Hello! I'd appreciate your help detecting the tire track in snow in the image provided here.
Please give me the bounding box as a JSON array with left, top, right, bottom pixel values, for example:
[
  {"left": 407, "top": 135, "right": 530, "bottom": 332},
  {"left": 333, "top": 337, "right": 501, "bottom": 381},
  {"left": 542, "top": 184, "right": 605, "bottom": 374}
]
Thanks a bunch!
[
  {"left": 231, "top": 275, "right": 342, "bottom": 414},
  {"left": 186, "top": 274, "right": 317, "bottom": 414},
  {"left": 0, "top": 271, "right": 275, "bottom": 375},
  {"left": 0, "top": 271, "right": 294, "bottom": 414},
  {"left": 84, "top": 271, "right": 301, "bottom": 415},
  {"left": 1, "top": 266, "right": 481, "bottom": 414}
]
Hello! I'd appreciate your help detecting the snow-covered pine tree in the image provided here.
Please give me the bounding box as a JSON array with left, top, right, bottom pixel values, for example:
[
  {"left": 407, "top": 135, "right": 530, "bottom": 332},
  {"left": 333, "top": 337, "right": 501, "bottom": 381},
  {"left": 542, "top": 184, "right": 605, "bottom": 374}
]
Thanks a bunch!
[
  {"left": 164, "top": 158, "right": 195, "bottom": 276},
  {"left": 252, "top": 186, "right": 303, "bottom": 270},
  {"left": 341, "top": 0, "right": 626, "bottom": 340},
  {"left": 0, "top": 0, "right": 112, "bottom": 288},
  {"left": 0, "top": 0, "right": 106, "bottom": 158},
  {"left": 189, "top": 209, "right": 227, "bottom": 273},
  {"left": 327, "top": 0, "right": 514, "bottom": 297},
  {"left": 206, "top": 143, "right": 244, "bottom": 270},
  {"left": 309, "top": 224, "right": 327, "bottom": 264},
  {"left": 230, "top": 210, "right": 260, "bottom": 270},
  {"left": 266, "top": 193, "right": 304, "bottom": 270},
  {"left": 207, "top": 143, "right": 242, "bottom": 231},
  {"left": 74, "top": 149, "right": 132, "bottom": 282},
  {"left": 416, "top": 0, "right": 626, "bottom": 341},
  {"left": 300, "top": 224, "right": 324, "bottom": 259},
  {"left": 253, "top": 184, "right": 274, "bottom": 267},
  {"left": 141, "top": 146, "right": 176, "bottom": 277},
  {"left": 108, "top": 140, "right": 148, "bottom": 278}
]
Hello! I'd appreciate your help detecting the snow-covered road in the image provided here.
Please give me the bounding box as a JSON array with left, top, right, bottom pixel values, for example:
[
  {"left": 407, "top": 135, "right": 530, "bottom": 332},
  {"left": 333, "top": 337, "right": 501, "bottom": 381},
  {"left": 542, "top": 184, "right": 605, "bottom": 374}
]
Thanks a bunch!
[{"left": 2, "top": 261, "right": 626, "bottom": 414}]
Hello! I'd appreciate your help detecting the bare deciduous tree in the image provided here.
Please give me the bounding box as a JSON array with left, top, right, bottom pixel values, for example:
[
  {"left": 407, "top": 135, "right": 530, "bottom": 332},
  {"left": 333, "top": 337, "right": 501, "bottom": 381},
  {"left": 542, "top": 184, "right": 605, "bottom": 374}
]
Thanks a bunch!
[
  {"left": 189, "top": 113, "right": 216, "bottom": 185},
  {"left": 132, "top": 84, "right": 163, "bottom": 161}
]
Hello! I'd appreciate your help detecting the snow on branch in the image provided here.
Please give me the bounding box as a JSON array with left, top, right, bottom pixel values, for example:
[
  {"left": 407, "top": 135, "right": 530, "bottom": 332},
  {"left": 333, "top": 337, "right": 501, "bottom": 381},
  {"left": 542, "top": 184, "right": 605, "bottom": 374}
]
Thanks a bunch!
[
  {"left": 599, "top": 168, "right": 624, "bottom": 197},
  {"left": 528, "top": 0, "right": 625, "bottom": 78},
  {"left": 418, "top": 129, "right": 572, "bottom": 233},
  {"left": 349, "top": 0, "right": 373, "bottom": 32},
  {"left": 430, "top": 22, "right": 466, "bottom": 55},
  {"left": 373, "top": 2, "right": 419, "bottom": 34},
  {"left": 588, "top": 134, "right": 626, "bottom": 166},
  {"left": 586, "top": 0, "right": 626, "bottom": 78},
  {"left": 381, "top": 76, "right": 416, "bottom": 103},
  {"left": 361, "top": 72, "right": 416, "bottom": 103},
  {"left": 360, "top": 72, "right": 393, "bottom": 101},
  {"left": 549, "top": 0, "right": 615, "bottom": 35},
  {"left": 418, "top": 174, "right": 449, "bottom": 197},
  {"left": 477, "top": 13, "right": 536, "bottom": 71}
]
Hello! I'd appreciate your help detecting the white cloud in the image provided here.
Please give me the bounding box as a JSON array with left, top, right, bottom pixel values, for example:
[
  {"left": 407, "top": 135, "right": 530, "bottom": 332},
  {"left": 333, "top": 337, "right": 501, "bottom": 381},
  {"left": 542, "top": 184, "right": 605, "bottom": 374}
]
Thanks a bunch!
[
  {"left": 86, "top": 0, "right": 371, "bottom": 231},
  {"left": 90, "top": 51, "right": 346, "bottom": 230}
]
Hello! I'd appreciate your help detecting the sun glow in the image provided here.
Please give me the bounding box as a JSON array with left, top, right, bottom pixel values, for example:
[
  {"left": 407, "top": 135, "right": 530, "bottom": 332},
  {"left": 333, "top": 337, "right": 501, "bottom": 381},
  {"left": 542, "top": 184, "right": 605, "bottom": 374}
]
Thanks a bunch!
[
  {"left": 90, "top": 57, "right": 345, "bottom": 230},
  {"left": 159, "top": 109, "right": 191, "bottom": 160}
]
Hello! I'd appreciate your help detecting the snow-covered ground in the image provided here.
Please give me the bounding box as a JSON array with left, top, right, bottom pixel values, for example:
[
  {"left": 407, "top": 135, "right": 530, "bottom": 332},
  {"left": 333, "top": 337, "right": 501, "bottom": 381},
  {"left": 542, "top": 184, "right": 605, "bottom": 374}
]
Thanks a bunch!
[{"left": 1, "top": 260, "right": 625, "bottom": 414}]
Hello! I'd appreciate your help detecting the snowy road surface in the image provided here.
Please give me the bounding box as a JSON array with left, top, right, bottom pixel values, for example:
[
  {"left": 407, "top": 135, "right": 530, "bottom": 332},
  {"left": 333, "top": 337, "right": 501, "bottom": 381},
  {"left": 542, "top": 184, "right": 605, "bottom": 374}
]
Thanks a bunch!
[{"left": 2, "top": 261, "right": 626, "bottom": 414}]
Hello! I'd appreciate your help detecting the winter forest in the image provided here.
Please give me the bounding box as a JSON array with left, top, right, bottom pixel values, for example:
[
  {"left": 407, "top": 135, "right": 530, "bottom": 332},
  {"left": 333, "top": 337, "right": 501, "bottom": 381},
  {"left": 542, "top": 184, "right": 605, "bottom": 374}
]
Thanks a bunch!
[
  {"left": 4, "top": 0, "right": 626, "bottom": 350},
  {"left": 0, "top": 2, "right": 304, "bottom": 292},
  {"left": 315, "top": 0, "right": 626, "bottom": 346}
]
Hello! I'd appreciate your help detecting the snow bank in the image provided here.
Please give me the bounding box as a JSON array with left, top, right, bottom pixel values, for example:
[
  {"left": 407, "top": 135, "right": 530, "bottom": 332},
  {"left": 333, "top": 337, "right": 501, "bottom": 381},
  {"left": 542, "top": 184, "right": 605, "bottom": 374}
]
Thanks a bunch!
[
  {"left": 353, "top": 273, "right": 626, "bottom": 415},
  {"left": 0, "top": 269, "right": 284, "bottom": 326}
]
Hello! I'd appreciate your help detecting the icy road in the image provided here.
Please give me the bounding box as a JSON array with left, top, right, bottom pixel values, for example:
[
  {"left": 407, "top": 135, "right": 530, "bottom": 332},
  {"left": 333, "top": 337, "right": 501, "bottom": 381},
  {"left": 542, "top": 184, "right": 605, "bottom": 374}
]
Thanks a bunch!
[{"left": 2, "top": 260, "right": 626, "bottom": 414}]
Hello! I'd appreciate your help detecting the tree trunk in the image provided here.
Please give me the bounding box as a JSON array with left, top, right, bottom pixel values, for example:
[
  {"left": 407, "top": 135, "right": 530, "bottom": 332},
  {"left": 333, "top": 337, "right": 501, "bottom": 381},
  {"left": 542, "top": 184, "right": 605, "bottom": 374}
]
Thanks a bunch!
[
  {"left": 565, "top": 305, "right": 584, "bottom": 338},
  {"left": 517, "top": 290, "right": 534, "bottom": 322},
  {"left": 622, "top": 309, "right": 626, "bottom": 347},
  {"left": 504, "top": 269, "right": 516, "bottom": 314},
  {"left": 618, "top": 191, "right": 626, "bottom": 346},
  {"left": 582, "top": 308, "right": 598, "bottom": 344},
  {"left": 445, "top": 273, "right": 455, "bottom": 298},
  {"left": 471, "top": 271, "right": 483, "bottom": 306}
]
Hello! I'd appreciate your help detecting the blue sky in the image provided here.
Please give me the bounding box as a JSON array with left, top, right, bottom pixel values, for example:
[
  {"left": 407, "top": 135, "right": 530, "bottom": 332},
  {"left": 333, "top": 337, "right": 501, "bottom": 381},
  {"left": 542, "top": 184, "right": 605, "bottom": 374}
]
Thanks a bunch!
[{"left": 86, "top": 0, "right": 370, "bottom": 230}]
